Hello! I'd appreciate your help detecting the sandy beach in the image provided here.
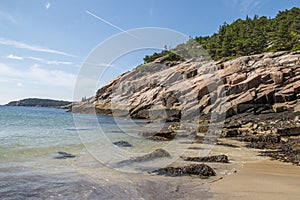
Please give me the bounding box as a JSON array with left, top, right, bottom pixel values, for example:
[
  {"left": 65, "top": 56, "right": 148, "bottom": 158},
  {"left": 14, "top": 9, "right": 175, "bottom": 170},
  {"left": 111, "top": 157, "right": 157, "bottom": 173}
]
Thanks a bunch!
[
  {"left": 176, "top": 138, "right": 300, "bottom": 199},
  {"left": 211, "top": 155, "right": 300, "bottom": 199}
]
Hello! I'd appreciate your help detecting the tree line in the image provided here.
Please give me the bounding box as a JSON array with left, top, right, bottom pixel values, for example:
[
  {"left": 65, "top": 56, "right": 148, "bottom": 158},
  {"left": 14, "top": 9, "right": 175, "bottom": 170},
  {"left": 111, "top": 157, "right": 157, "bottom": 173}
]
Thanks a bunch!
[{"left": 144, "top": 7, "right": 300, "bottom": 63}]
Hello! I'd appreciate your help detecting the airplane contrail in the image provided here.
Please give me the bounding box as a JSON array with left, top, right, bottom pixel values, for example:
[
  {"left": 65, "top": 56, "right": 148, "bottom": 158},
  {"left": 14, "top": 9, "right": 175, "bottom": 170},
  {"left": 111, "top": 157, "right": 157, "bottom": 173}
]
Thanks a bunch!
[{"left": 85, "top": 10, "right": 138, "bottom": 39}]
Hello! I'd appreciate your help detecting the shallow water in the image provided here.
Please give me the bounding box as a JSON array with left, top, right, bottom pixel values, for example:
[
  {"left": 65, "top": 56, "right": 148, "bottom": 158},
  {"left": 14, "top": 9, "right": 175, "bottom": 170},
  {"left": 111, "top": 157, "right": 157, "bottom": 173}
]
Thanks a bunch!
[{"left": 0, "top": 106, "right": 217, "bottom": 199}]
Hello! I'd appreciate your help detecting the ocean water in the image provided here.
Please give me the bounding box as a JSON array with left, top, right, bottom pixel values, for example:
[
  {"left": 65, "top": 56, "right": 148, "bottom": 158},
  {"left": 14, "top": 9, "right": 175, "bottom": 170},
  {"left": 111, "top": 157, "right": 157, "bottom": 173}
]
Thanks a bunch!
[{"left": 0, "top": 106, "right": 213, "bottom": 199}]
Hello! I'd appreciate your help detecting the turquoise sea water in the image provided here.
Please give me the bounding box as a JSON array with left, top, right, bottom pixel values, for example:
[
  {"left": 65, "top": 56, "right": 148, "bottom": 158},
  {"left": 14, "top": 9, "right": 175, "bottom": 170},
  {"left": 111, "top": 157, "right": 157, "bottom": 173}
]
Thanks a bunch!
[
  {"left": 0, "top": 106, "right": 79, "bottom": 158},
  {"left": 0, "top": 106, "right": 212, "bottom": 199}
]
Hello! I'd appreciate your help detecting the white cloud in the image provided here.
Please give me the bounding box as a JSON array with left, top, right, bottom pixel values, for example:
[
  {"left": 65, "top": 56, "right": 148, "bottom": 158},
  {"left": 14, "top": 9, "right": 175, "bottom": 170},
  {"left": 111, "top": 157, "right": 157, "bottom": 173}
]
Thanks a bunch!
[
  {"left": 6, "top": 54, "right": 73, "bottom": 66},
  {"left": 0, "top": 38, "right": 76, "bottom": 57},
  {"left": 27, "top": 56, "right": 73, "bottom": 66},
  {"left": 0, "top": 63, "right": 76, "bottom": 88},
  {"left": 7, "top": 54, "right": 23, "bottom": 60},
  {"left": 45, "top": 2, "right": 51, "bottom": 10},
  {"left": 0, "top": 11, "right": 17, "bottom": 24}
]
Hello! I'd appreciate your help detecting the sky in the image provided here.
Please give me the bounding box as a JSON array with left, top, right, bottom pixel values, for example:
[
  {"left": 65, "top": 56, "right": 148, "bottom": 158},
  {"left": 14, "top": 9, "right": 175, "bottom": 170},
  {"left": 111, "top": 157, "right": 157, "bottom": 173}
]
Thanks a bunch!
[{"left": 0, "top": 0, "right": 299, "bottom": 104}]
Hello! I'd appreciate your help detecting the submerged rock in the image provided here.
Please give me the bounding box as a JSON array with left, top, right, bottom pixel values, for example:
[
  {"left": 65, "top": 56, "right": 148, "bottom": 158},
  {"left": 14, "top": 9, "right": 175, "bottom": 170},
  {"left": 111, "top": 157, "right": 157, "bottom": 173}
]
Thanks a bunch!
[
  {"left": 54, "top": 151, "right": 76, "bottom": 159},
  {"left": 152, "top": 163, "right": 216, "bottom": 177},
  {"left": 116, "top": 148, "right": 171, "bottom": 166},
  {"left": 113, "top": 141, "right": 132, "bottom": 147},
  {"left": 130, "top": 148, "right": 171, "bottom": 162},
  {"left": 183, "top": 155, "right": 229, "bottom": 163}
]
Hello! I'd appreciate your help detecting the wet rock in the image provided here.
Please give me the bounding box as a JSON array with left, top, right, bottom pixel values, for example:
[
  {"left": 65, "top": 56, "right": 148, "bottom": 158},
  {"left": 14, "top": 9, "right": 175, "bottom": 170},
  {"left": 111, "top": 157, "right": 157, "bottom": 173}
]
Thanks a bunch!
[
  {"left": 246, "top": 141, "right": 280, "bottom": 149},
  {"left": 149, "top": 131, "right": 176, "bottom": 141},
  {"left": 54, "top": 151, "right": 76, "bottom": 159},
  {"left": 216, "top": 142, "right": 240, "bottom": 148},
  {"left": 113, "top": 141, "right": 132, "bottom": 147},
  {"left": 223, "top": 121, "right": 242, "bottom": 129},
  {"left": 152, "top": 164, "right": 216, "bottom": 177},
  {"left": 273, "top": 104, "right": 288, "bottom": 112},
  {"left": 276, "top": 126, "right": 300, "bottom": 136},
  {"left": 198, "top": 125, "right": 209, "bottom": 133},
  {"left": 222, "top": 128, "right": 239, "bottom": 137},
  {"left": 243, "top": 134, "right": 281, "bottom": 143},
  {"left": 131, "top": 148, "right": 171, "bottom": 162},
  {"left": 259, "top": 136, "right": 300, "bottom": 165},
  {"left": 187, "top": 146, "right": 204, "bottom": 150},
  {"left": 183, "top": 155, "right": 229, "bottom": 163},
  {"left": 244, "top": 134, "right": 281, "bottom": 149},
  {"left": 117, "top": 148, "right": 171, "bottom": 166}
]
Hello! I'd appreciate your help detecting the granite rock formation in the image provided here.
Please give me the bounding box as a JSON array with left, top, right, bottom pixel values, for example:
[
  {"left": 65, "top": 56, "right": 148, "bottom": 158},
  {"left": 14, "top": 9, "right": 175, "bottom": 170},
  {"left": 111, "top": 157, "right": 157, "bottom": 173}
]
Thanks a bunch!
[{"left": 71, "top": 51, "right": 300, "bottom": 122}]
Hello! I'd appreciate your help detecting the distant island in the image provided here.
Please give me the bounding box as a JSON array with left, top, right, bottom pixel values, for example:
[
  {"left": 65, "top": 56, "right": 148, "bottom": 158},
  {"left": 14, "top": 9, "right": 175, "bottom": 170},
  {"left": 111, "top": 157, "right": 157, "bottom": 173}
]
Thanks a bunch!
[{"left": 5, "top": 98, "right": 72, "bottom": 108}]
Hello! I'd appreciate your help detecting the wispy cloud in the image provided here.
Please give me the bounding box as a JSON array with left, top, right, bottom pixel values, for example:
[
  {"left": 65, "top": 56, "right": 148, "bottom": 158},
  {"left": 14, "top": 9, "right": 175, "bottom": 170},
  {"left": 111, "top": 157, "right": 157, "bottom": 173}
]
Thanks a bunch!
[
  {"left": 0, "top": 10, "right": 17, "bottom": 24},
  {"left": 240, "top": 0, "right": 261, "bottom": 12},
  {"left": 45, "top": 1, "right": 51, "bottom": 10},
  {"left": 0, "top": 63, "right": 76, "bottom": 88},
  {"left": 6, "top": 54, "right": 73, "bottom": 66},
  {"left": 85, "top": 10, "right": 138, "bottom": 39},
  {"left": 27, "top": 56, "right": 73, "bottom": 66},
  {"left": 83, "top": 61, "right": 113, "bottom": 67},
  {"left": 0, "top": 38, "right": 76, "bottom": 57},
  {"left": 7, "top": 54, "right": 23, "bottom": 60},
  {"left": 224, "top": 0, "right": 264, "bottom": 13}
]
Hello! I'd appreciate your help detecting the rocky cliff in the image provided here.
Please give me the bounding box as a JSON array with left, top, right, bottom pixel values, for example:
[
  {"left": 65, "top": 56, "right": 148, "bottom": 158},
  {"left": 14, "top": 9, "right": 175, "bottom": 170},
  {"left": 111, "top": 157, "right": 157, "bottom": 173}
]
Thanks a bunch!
[{"left": 71, "top": 51, "right": 300, "bottom": 122}]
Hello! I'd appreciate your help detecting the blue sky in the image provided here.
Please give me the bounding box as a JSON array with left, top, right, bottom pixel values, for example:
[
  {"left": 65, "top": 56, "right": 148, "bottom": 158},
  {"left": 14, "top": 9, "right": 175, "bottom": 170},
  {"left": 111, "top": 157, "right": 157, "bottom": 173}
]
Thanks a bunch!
[{"left": 0, "top": 0, "right": 299, "bottom": 104}]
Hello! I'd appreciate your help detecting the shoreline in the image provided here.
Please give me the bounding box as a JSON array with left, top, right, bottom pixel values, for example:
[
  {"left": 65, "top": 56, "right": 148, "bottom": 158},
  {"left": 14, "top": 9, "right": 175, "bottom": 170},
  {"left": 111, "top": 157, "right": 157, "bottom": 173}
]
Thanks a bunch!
[
  {"left": 72, "top": 137, "right": 300, "bottom": 199},
  {"left": 1, "top": 106, "right": 299, "bottom": 199}
]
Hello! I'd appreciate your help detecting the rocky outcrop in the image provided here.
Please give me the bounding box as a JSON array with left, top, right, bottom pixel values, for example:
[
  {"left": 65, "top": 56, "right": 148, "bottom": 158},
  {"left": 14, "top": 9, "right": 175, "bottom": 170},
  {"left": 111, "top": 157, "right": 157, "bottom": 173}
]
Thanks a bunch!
[
  {"left": 219, "top": 113, "right": 300, "bottom": 164},
  {"left": 182, "top": 155, "right": 229, "bottom": 163},
  {"left": 71, "top": 51, "right": 300, "bottom": 122},
  {"left": 221, "top": 112, "right": 300, "bottom": 139},
  {"left": 244, "top": 134, "right": 281, "bottom": 149},
  {"left": 151, "top": 163, "right": 216, "bottom": 177},
  {"left": 260, "top": 136, "right": 300, "bottom": 165}
]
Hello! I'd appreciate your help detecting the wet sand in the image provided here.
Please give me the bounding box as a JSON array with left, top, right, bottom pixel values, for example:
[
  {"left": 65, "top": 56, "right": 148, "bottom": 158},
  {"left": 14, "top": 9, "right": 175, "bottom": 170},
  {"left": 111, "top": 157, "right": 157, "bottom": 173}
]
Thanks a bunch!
[
  {"left": 182, "top": 138, "right": 300, "bottom": 199},
  {"left": 74, "top": 138, "right": 300, "bottom": 199},
  {"left": 2, "top": 135, "right": 299, "bottom": 199},
  {"left": 211, "top": 157, "right": 300, "bottom": 200}
]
